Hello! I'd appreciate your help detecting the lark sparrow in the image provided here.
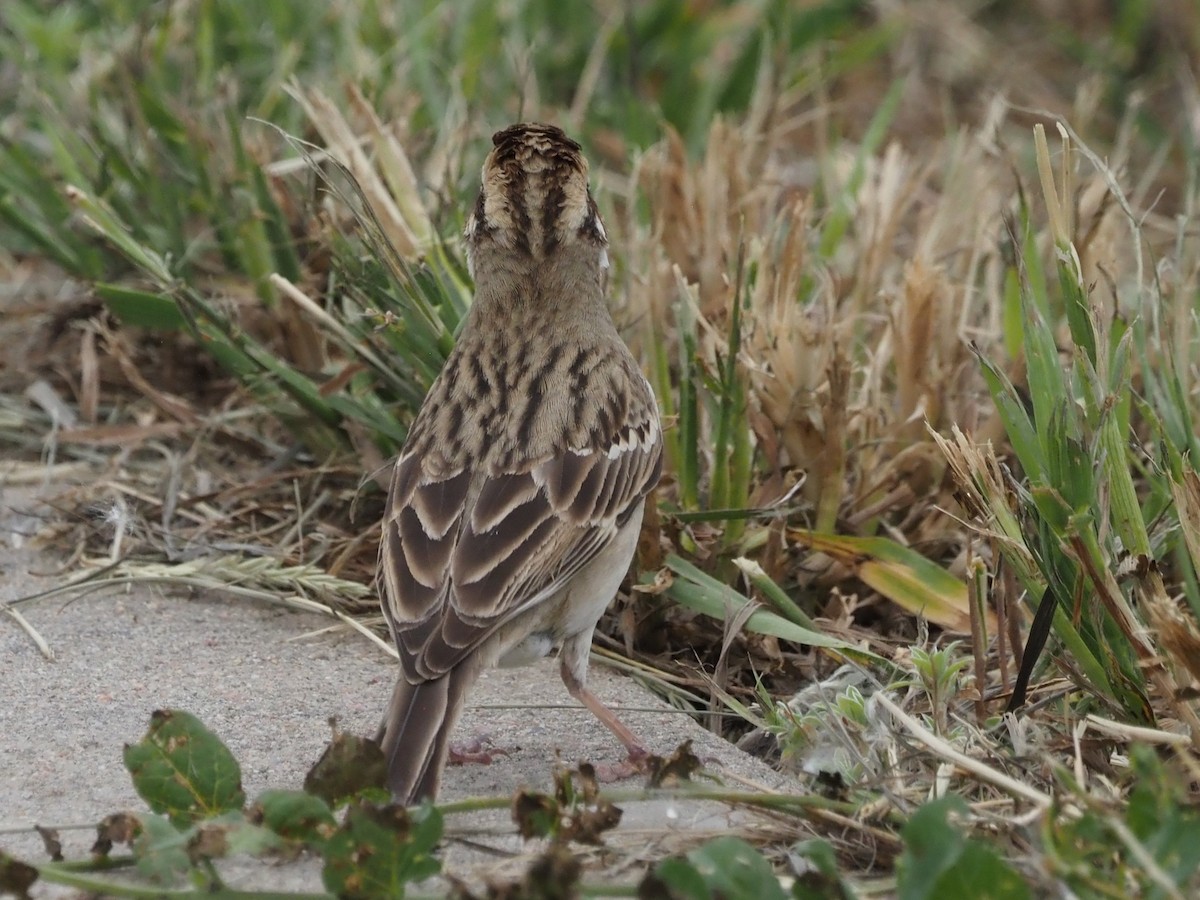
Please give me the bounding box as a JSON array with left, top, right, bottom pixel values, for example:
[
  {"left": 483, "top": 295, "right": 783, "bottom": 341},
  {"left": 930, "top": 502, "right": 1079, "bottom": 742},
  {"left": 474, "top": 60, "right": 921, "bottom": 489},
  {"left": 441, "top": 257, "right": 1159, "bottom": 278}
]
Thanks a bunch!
[{"left": 377, "top": 123, "right": 663, "bottom": 803}]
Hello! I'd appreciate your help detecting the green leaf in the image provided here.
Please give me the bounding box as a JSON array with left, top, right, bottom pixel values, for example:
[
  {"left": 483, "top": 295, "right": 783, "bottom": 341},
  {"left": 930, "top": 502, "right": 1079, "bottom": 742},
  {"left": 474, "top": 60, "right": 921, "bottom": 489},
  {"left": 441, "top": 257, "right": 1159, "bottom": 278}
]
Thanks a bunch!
[
  {"left": 1029, "top": 484, "right": 1072, "bottom": 535},
  {"left": 734, "top": 557, "right": 820, "bottom": 630},
  {"left": 974, "top": 347, "right": 1045, "bottom": 483},
  {"left": 172, "top": 811, "right": 283, "bottom": 865},
  {"left": 133, "top": 814, "right": 193, "bottom": 886},
  {"left": 1125, "top": 747, "right": 1200, "bottom": 887},
  {"left": 253, "top": 789, "right": 338, "bottom": 846},
  {"left": 645, "top": 856, "right": 713, "bottom": 899},
  {"left": 321, "top": 802, "right": 442, "bottom": 899},
  {"left": 1057, "top": 258, "right": 1096, "bottom": 367},
  {"left": 219, "top": 820, "right": 284, "bottom": 857},
  {"left": 789, "top": 839, "right": 854, "bottom": 900},
  {"left": 898, "top": 797, "right": 1030, "bottom": 900},
  {"left": 122, "top": 709, "right": 245, "bottom": 825},
  {"left": 1099, "top": 405, "right": 1150, "bottom": 558},
  {"left": 664, "top": 555, "right": 887, "bottom": 666},
  {"left": 689, "top": 836, "right": 789, "bottom": 900},
  {"left": 1001, "top": 266, "right": 1024, "bottom": 361},
  {"left": 1019, "top": 298, "right": 1070, "bottom": 466},
  {"left": 790, "top": 532, "right": 979, "bottom": 634},
  {"left": 819, "top": 77, "right": 906, "bottom": 257},
  {"left": 97, "top": 284, "right": 186, "bottom": 331},
  {"left": 645, "top": 836, "right": 788, "bottom": 900}
]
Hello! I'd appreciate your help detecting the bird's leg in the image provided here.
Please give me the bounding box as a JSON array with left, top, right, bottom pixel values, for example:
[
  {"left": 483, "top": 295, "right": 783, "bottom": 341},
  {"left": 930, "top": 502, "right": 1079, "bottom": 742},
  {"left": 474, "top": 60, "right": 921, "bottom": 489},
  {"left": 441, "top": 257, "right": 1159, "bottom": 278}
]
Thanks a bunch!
[{"left": 559, "top": 656, "right": 649, "bottom": 781}]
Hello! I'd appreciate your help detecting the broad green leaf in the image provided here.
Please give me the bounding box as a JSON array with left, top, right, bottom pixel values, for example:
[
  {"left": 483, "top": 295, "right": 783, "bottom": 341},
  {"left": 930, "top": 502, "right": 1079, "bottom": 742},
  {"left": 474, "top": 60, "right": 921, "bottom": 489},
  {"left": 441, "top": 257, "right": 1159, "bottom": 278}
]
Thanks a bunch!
[
  {"left": 252, "top": 790, "right": 337, "bottom": 846},
  {"left": 1126, "top": 746, "right": 1200, "bottom": 888},
  {"left": 790, "top": 532, "right": 986, "bottom": 634},
  {"left": 123, "top": 709, "right": 245, "bottom": 825},
  {"left": 645, "top": 836, "right": 789, "bottom": 900},
  {"left": 898, "top": 796, "right": 1030, "bottom": 900},
  {"left": 220, "top": 820, "right": 284, "bottom": 857},
  {"left": 646, "top": 856, "right": 712, "bottom": 899},
  {"left": 321, "top": 803, "right": 442, "bottom": 899},
  {"left": 687, "top": 836, "right": 788, "bottom": 900}
]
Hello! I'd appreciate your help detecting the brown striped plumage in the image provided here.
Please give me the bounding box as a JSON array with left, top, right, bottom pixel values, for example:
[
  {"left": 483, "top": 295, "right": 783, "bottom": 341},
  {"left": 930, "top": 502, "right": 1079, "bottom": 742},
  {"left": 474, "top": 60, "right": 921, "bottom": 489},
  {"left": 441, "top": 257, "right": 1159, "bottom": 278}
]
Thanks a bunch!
[{"left": 377, "top": 124, "right": 662, "bottom": 804}]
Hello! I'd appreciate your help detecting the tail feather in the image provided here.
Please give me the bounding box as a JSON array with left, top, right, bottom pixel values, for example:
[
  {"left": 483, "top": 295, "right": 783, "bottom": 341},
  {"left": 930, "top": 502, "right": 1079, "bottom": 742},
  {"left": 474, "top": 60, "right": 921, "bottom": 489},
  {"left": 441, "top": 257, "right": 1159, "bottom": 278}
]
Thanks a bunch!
[{"left": 378, "top": 668, "right": 473, "bottom": 804}]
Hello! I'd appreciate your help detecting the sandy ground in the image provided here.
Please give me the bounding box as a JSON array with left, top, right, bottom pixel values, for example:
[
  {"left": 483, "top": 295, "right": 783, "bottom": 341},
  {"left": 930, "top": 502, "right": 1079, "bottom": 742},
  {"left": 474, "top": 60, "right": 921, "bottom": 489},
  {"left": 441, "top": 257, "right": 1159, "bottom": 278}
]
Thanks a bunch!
[{"left": 0, "top": 484, "right": 795, "bottom": 896}]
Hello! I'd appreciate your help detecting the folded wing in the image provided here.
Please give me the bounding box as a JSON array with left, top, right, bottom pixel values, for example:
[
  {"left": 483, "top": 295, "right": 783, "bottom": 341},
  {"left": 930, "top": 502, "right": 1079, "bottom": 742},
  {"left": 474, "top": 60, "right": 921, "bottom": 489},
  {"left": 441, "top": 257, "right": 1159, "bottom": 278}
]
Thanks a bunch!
[{"left": 380, "top": 402, "right": 661, "bottom": 682}]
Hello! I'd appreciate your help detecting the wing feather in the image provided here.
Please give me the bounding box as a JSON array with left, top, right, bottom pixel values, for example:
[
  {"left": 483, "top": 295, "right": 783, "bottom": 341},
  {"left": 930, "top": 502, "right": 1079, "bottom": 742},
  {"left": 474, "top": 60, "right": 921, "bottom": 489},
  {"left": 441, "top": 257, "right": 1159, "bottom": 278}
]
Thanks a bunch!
[
  {"left": 541, "top": 451, "right": 592, "bottom": 510},
  {"left": 471, "top": 471, "right": 542, "bottom": 532},
  {"left": 566, "top": 455, "right": 609, "bottom": 524},
  {"left": 397, "top": 506, "right": 454, "bottom": 589},
  {"left": 454, "top": 491, "right": 554, "bottom": 590},
  {"left": 382, "top": 382, "right": 661, "bottom": 684},
  {"left": 454, "top": 512, "right": 561, "bottom": 611},
  {"left": 411, "top": 470, "right": 470, "bottom": 538}
]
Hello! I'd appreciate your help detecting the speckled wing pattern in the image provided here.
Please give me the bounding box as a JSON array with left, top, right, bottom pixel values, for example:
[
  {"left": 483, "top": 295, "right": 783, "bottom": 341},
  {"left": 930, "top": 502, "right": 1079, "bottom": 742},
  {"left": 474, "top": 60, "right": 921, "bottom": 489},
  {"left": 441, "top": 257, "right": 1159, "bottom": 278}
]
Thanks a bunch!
[{"left": 379, "top": 345, "right": 662, "bottom": 685}]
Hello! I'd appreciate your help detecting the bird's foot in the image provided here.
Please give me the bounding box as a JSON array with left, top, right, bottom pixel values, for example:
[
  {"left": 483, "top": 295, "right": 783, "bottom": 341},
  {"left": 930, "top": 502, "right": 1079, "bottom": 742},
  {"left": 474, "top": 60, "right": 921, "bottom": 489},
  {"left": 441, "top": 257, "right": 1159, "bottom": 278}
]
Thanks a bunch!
[
  {"left": 591, "top": 745, "right": 650, "bottom": 783},
  {"left": 448, "top": 734, "right": 515, "bottom": 766}
]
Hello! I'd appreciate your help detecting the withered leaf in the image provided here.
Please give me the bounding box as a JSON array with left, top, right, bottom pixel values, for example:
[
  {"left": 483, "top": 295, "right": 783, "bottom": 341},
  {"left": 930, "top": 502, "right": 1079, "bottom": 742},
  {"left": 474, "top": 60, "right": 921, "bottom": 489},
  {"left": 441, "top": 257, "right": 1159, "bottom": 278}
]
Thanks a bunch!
[
  {"left": 646, "top": 740, "right": 701, "bottom": 788},
  {"left": 92, "top": 812, "right": 143, "bottom": 856},
  {"left": 34, "top": 825, "right": 62, "bottom": 862}
]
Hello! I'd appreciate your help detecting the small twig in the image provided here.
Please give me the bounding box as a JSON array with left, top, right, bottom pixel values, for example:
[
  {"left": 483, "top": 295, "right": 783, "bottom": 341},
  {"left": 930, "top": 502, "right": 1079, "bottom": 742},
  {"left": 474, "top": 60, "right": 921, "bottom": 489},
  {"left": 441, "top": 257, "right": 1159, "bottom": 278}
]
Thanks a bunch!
[
  {"left": 875, "top": 693, "right": 1052, "bottom": 808},
  {"left": 32, "top": 859, "right": 334, "bottom": 900},
  {"left": 300, "top": 607, "right": 397, "bottom": 659},
  {"left": 1, "top": 602, "right": 54, "bottom": 659},
  {"left": 1082, "top": 714, "right": 1191, "bottom": 747},
  {"left": 0, "top": 460, "right": 96, "bottom": 484}
]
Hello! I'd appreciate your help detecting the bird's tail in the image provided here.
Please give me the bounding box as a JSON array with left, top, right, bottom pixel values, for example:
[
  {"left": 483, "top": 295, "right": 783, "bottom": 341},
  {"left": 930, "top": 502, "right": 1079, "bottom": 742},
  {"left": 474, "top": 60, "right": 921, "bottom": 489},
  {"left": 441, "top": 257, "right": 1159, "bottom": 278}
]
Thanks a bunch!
[{"left": 377, "top": 669, "right": 473, "bottom": 805}]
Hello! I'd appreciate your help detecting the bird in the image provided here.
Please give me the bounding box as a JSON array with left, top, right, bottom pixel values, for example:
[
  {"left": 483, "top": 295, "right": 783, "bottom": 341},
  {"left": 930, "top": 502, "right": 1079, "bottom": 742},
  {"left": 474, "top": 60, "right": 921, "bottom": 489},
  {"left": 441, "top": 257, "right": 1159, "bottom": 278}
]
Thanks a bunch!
[{"left": 377, "top": 122, "right": 663, "bottom": 804}]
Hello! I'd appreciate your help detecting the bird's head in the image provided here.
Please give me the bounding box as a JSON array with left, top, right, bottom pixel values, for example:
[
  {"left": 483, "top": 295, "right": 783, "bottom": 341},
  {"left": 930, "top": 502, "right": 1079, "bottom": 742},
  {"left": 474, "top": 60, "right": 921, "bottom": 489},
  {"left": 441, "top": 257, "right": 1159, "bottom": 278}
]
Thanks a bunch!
[{"left": 465, "top": 123, "right": 609, "bottom": 281}]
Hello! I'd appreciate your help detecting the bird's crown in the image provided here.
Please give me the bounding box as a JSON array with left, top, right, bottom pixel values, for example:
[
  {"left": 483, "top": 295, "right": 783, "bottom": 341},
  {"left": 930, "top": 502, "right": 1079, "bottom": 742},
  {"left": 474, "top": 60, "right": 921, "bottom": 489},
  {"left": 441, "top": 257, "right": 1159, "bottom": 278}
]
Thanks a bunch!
[{"left": 465, "top": 123, "right": 607, "bottom": 259}]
